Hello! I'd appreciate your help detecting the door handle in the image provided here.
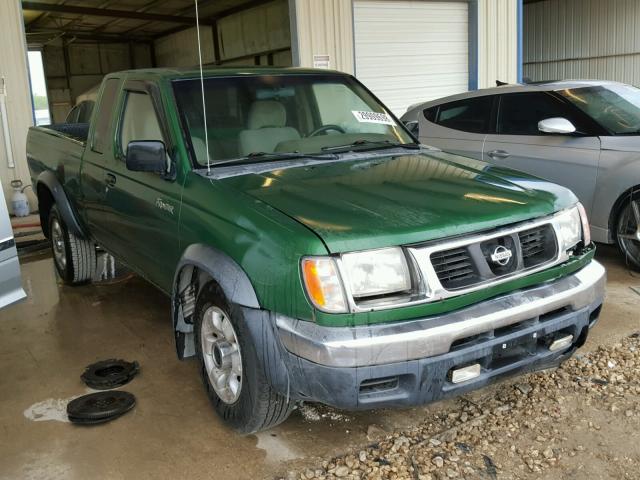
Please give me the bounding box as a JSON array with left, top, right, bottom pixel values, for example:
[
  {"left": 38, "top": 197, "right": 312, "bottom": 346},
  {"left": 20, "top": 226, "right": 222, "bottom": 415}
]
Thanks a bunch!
[
  {"left": 105, "top": 173, "right": 117, "bottom": 187},
  {"left": 487, "top": 149, "right": 510, "bottom": 160}
]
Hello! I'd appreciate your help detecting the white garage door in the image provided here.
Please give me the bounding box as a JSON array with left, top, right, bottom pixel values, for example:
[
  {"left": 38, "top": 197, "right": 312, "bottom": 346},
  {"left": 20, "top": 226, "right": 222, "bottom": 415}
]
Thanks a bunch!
[{"left": 354, "top": 0, "right": 469, "bottom": 116}]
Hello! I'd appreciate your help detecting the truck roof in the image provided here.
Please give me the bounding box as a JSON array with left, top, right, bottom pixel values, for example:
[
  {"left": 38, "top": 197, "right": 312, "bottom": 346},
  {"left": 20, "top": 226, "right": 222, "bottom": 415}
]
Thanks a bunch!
[{"left": 106, "top": 66, "right": 347, "bottom": 81}]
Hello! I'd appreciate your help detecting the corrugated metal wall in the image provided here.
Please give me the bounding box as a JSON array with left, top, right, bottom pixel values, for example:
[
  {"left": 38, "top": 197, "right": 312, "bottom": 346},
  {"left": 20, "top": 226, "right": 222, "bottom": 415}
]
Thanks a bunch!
[
  {"left": 43, "top": 41, "right": 152, "bottom": 123},
  {"left": 0, "top": 0, "right": 36, "bottom": 209},
  {"left": 155, "top": 0, "right": 291, "bottom": 68},
  {"left": 478, "top": 0, "right": 519, "bottom": 88},
  {"left": 291, "top": 0, "right": 355, "bottom": 74},
  {"left": 524, "top": 0, "right": 640, "bottom": 84},
  {"left": 155, "top": 27, "right": 215, "bottom": 67}
]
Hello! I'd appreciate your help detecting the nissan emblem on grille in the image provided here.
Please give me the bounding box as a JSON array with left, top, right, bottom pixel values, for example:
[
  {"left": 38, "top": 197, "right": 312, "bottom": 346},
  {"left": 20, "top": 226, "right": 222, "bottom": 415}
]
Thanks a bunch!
[{"left": 490, "top": 245, "right": 513, "bottom": 266}]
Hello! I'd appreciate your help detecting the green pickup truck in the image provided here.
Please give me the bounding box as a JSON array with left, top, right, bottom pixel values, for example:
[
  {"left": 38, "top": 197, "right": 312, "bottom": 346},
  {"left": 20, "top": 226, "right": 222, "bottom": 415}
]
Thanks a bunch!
[{"left": 27, "top": 67, "right": 605, "bottom": 433}]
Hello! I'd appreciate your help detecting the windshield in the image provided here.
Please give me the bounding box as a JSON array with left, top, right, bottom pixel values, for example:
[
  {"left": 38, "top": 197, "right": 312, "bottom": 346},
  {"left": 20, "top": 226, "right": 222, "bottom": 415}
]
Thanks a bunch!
[
  {"left": 558, "top": 84, "right": 640, "bottom": 134},
  {"left": 172, "top": 74, "right": 414, "bottom": 166}
]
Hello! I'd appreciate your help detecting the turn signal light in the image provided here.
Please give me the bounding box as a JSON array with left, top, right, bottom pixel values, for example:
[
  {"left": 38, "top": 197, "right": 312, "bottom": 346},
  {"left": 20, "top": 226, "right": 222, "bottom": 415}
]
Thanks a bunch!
[{"left": 301, "top": 257, "right": 348, "bottom": 313}]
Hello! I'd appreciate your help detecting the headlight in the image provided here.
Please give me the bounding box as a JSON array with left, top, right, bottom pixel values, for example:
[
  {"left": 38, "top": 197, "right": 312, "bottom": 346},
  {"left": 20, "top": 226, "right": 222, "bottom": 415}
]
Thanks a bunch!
[
  {"left": 555, "top": 205, "right": 584, "bottom": 251},
  {"left": 342, "top": 247, "right": 412, "bottom": 298},
  {"left": 301, "top": 257, "right": 347, "bottom": 313},
  {"left": 301, "top": 247, "right": 413, "bottom": 313},
  {"left": 577, "top": 202, "right": 591, "bottom": 246}
]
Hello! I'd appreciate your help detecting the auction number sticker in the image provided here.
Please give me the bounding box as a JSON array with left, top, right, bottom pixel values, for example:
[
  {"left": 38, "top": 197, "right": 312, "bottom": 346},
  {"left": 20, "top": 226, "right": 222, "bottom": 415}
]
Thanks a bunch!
[{"left": 352, "top": 110, "right": 396, "bottom": 126}]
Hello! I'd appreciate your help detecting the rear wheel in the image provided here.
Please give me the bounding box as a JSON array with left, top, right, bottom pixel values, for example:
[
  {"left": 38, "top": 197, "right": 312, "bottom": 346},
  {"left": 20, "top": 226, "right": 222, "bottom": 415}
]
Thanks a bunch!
[
  {"left": 194, "top": 281, "right": 293, "bottom": 433},
  {"left": 49, "top": 205, "right": 96, "bottom": 284},
  {"left": 615, "top": 198, "right": 640, "bottom": 271}
]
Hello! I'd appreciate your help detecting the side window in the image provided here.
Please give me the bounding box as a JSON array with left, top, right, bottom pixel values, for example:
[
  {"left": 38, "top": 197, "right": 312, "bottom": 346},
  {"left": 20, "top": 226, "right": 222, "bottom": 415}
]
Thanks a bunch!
[
  {"left": 434, "top": 96, "right": 493, "bottom": 134},
  {"left": 498, "top": 93, "right": 572, "bottom": 135},
  {"left": 65, "top": 105, "right": 80, "bottom": 124},
  {"left": 91, "top": 79, "right": 120, "bottom": 153},
  {"left": 423, "top": 106, "right": 437, "bottom": 122},
  {"left": 78, "top": 101, "right": 95, "bottom": 124},
  {"left": 119, "top": 91, "right": 164, "bottom": 156}
]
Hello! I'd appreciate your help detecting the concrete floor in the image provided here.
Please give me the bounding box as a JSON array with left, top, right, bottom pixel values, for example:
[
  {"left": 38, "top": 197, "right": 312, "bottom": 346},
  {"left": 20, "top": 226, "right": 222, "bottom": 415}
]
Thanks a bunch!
[{"left": 0, "top": 245, "right": 638, "bottom": 480}]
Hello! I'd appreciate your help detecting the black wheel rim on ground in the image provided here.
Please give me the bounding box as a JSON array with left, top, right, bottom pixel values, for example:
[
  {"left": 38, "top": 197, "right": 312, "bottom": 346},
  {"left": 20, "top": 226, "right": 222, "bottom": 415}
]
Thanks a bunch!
[
  {"left": 67, "top": 391, "right": 136, "bottom": 424},
  {"left": 80, "top": 359, "right": 140, "bottom": 390}
]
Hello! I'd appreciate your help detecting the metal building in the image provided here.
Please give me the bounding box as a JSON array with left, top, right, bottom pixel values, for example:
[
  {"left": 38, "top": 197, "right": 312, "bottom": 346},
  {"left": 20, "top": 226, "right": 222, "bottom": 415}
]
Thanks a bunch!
[
  {"left": 524, "top": 0, "right": 640, "bottom": 85},
  {"left": 0, "top": 0, "right": 521, "bottom": 209}
]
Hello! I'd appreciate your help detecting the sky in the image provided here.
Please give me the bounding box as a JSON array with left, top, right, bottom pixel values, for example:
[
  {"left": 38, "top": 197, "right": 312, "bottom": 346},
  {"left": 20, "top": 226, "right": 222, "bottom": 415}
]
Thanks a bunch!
[{"left": 27, "top": 51, "right": 47, "bottom": 97}]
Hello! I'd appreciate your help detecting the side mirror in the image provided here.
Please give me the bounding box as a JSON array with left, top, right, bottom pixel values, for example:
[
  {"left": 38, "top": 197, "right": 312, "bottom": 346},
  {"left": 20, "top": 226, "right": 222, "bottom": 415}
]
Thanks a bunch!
[
  {"left": 404, "top": 120, "right": 419, "bottom": 137},
  {"left": 125, "top": 141, "right": 167, "bottom": 173},
  {"left": 538, "top": 117, "right": 576, "bottom": 134}
]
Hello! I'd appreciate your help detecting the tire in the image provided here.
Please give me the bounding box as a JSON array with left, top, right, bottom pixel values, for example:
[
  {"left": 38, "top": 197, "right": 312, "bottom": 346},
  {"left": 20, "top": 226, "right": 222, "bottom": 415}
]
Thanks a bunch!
[
  {"left": 615, "top": 197, "right": 640, "bottom": 271},
  {"left": 49, "top": 205, "right": 96, "bottom": 284},
  {"left": 194, "top": 281, "right": 293, "bottom": 434}
]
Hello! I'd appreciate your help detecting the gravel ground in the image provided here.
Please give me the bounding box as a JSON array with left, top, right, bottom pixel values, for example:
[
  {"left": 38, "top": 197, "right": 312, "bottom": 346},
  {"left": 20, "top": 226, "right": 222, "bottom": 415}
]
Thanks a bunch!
[{"left": 281, "top": 332, "right": 640, "bottom": 480}]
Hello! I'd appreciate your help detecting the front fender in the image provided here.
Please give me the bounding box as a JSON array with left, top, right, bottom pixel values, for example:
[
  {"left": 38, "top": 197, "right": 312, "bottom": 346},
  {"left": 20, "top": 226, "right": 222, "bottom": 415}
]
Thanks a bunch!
[{"left": 171, "top": 244, "right": 260, "bottom": 359}]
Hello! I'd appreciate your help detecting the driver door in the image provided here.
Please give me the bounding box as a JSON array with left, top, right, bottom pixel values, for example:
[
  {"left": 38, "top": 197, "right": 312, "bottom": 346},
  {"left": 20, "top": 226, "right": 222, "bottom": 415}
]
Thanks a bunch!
[
  {"left": 483, "top": 92, "right": 601, "bottom": 212},
  {"left": 101, "top": 80, "right": 184, "bottom": 292}
]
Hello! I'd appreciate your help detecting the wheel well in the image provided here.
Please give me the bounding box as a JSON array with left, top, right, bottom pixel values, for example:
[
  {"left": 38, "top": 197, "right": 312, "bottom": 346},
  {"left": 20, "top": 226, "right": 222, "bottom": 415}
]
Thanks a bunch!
[
  {"left": 609, "top": 185, "right": 640, "bottom": 240},
  {"left": 173, "top": 264, "right": 216, "bottom": 360},
  {"left": 36, "top": 183, "right": 55, "bottom": 238}
]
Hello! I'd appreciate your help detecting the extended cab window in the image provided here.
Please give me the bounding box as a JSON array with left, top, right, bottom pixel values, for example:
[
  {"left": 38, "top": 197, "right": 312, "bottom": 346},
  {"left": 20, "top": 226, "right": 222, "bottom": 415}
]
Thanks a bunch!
[
  {"left": 119, "top": 91, "right": 164, "bottom": 155},
  {"left": 498, "top": 92, "right": 578, "bottom": 135},
  {"left": 91, "top": 79, "right": 120, "bottom": 153},
  {"left": 433, "top": 96, "right": 492, "bottom": 134}
]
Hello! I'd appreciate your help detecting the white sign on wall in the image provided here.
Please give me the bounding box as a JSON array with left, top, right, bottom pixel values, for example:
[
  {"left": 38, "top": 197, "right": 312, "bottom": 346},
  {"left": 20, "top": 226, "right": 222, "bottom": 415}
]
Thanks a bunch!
[{"left": 313, "top": 54, "right": 331, "bottom": 69}]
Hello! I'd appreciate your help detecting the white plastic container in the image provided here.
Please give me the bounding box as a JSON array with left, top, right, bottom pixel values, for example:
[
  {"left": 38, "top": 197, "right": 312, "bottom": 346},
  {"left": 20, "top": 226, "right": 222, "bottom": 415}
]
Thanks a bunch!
[{"left": 10, "top": 180, "right": 30, "bottom": 217}]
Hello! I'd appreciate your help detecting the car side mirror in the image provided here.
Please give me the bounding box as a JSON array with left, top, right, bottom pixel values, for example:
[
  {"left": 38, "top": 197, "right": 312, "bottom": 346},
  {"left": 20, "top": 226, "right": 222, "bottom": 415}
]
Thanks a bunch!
[
  {"left": 125, "top": 141, "right": 167, "bottom": 174},
  {"left": 538, "top": 117, "right": 576, "bottom": 135}
]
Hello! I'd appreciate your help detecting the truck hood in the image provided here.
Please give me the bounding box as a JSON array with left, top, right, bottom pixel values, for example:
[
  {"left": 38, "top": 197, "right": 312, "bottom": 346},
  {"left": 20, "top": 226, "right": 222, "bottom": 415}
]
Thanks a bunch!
[{"left": 220, "top": 150, "right": 576, "bottom": 253}]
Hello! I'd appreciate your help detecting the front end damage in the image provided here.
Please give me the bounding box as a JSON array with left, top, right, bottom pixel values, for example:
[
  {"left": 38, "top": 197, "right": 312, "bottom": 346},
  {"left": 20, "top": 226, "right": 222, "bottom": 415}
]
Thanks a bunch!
[{"left": 247, "top": 260, "right": 605, "bottom": 410}]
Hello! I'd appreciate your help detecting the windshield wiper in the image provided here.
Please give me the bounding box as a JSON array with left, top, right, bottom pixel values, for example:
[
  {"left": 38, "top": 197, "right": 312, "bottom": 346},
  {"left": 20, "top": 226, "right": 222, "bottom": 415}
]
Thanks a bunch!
[
  {"left": 321, "top": 139, "right": 421, "bottom": 152},
  {"left": 210, "top": 151, "right": 339, "bottom": 168}
]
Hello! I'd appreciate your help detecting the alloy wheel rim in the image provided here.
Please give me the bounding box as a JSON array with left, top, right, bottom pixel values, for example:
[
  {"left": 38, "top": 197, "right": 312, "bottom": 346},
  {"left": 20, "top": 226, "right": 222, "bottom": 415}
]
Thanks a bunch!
[
  {"left": 618, "top": 200, "right": 640, "bottom": 262},
  {"left": 200, "top": 306, "right": 242, "bottom": 404},
  {"left": 51, "top": 219, "right": 66, "bottom": 271}
]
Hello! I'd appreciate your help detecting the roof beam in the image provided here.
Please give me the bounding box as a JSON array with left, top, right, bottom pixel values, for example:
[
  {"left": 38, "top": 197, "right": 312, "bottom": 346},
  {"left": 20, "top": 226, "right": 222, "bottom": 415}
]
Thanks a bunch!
[
  {"left": 26, "top": 30, "right": 153, "bottom": 44},
  {"left": 22, "top": 1, "right": 215, "bottom": 25}
]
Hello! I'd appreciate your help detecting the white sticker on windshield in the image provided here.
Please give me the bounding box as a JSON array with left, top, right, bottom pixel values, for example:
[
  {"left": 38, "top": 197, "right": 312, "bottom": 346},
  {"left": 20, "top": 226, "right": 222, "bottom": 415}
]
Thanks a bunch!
[{"left": 352, "top": 110, "right": 396, "bottom": 126}]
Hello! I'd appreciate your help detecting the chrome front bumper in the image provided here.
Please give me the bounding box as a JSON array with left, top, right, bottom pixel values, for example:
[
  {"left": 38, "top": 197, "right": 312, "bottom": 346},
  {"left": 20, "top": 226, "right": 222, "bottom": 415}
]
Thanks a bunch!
[{"left": 276, "top": 261, "right": 606, "bottom": 368}]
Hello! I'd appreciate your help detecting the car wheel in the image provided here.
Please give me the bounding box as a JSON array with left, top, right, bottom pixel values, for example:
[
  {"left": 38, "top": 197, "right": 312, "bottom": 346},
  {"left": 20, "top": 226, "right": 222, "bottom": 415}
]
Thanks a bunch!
[
  {"left": 615, "top": 198, "right": 640, "bottom": 271},
  {"left": 49, "top": 205, "right": 96, "bottom": 284},
  {"left": 194, "top": 281, "right": 293, "bottom": 434}
]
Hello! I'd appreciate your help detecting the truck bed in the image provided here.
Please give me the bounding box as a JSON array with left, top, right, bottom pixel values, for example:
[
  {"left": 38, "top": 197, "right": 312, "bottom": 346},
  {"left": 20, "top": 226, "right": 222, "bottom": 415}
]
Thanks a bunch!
[{"left": 26, "top": 124, "right": 88, "bottom": 199}]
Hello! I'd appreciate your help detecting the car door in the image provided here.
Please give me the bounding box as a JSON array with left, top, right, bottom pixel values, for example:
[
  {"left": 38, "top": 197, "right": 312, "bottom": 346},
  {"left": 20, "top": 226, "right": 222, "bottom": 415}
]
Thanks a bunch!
[
  {"left": 483, "top": 92, "right": 601, "bottom": 212},
  {"left": 417, "top": 96, "right": 494, "bottom": 160},
  {"left": 100, "top": 80, "right": 185, "bottom": 292},
  {"left": 80, "top": 77, "right": 123, "bottom": 248}
]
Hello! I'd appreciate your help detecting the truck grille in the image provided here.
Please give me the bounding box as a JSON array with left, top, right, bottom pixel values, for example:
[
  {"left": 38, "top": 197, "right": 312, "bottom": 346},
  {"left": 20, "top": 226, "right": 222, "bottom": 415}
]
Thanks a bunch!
[
  {"left": 518, "top": 225, "right": 557, "bottom": 268},
  {"left": 431, "top": 247, "right": 479, "bottom": 289},
  {"left": 430, "top": 223, "right": 558, "bottom": 290}
]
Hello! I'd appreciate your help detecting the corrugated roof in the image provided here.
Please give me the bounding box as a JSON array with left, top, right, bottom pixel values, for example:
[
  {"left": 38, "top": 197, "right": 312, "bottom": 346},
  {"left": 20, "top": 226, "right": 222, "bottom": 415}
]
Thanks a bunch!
[{"left": 22, "top": 0, "right": 270, "bottom": 44}]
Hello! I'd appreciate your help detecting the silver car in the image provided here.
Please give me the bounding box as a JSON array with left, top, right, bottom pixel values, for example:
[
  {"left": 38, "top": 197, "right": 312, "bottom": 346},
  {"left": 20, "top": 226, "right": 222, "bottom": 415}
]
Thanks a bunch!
[
  {"left": 0, "top": 188, "right": 26, "bottom": 308},
  {"left": 0, "top": 186, "right": 25, "bottom": 309},
  {"left": 402, "top": 80, "right": 640, "bottom": 269}
]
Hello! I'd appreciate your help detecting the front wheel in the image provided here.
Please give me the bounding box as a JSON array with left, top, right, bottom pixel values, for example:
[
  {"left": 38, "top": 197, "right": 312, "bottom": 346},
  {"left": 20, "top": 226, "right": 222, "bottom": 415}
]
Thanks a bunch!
[
  {"left": 49, "top": 205, "right": 96, "bottom": 284},
  {"left": 615, "top": 198, "right": 640, "bottom": 271},
  {"left": 194, "top": 281, "right": 293, "bottom": 433}
]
